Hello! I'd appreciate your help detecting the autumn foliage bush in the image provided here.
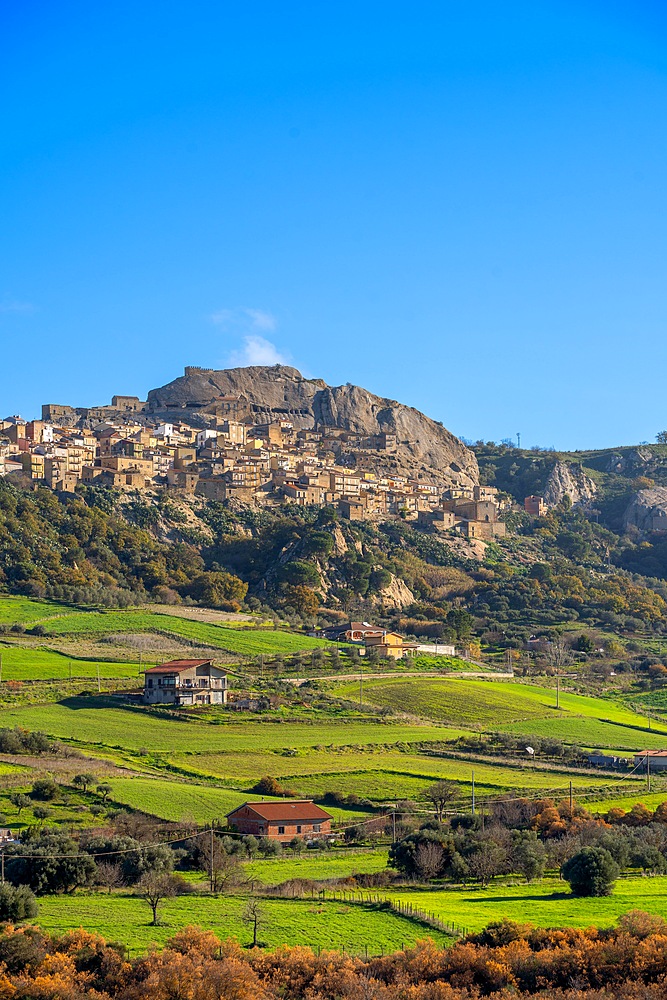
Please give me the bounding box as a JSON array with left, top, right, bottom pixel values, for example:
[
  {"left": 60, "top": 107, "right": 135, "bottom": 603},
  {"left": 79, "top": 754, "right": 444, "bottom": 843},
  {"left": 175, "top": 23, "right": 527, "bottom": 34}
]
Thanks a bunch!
[{"left": 5, "top": 915, "right": 667, "bottom": 999}]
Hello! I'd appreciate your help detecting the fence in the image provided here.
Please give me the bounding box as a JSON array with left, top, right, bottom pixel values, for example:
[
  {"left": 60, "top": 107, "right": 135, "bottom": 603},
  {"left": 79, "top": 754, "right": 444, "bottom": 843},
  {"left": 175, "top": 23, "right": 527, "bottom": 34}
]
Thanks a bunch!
[{"left": 262, "top": 883, "right": 466, "bottom": 939}]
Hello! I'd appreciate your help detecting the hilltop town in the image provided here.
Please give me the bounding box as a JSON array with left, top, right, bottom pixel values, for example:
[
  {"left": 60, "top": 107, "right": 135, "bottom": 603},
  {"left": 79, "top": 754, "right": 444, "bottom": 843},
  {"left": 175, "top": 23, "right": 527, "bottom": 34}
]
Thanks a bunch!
[{"left": 0, "top": 365, "right": 516, "bottom": 540}]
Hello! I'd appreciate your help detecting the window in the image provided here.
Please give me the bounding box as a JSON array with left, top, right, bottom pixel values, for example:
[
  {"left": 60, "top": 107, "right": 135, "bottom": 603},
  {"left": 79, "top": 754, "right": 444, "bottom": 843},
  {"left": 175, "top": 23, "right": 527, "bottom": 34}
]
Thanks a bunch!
[
  {"left": 278, "top": 826, "right": 285, "bottom": 835},
  {"left": 314, "top": 824, "right": 321, "bottom": 833},
  {"left": 296, "top": 825, "right": 302, "bottom": 834}
]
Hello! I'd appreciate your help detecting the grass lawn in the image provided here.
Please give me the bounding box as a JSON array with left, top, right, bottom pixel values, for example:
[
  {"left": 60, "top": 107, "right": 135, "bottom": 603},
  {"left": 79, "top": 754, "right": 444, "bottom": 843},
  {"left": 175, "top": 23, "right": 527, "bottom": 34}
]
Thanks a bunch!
[
  {"left": 244, "top": 849, "right": 389, "bottom": 885},
  {"left": 0, "top": 645, "right": 142, "bottom": 681},
  {"left": 379, "top": 876, "right": 667, "bottom": 933},
  {"left": 34, "top": 891, "right": 450, "bottom": 952}
]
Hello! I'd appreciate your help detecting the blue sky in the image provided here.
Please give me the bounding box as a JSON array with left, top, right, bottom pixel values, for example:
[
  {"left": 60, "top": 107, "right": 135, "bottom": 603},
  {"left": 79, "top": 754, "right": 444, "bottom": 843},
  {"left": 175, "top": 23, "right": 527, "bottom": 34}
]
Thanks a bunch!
[{"left": 2, "top": 1, "right": 667, "bottom": 449}]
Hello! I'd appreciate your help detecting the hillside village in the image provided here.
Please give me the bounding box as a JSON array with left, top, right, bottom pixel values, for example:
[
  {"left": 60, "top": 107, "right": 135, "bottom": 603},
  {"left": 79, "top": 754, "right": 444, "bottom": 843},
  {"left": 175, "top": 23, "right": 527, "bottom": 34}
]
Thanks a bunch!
[{"left": 0, "top": 367, "right": 519, "bottom": 540}]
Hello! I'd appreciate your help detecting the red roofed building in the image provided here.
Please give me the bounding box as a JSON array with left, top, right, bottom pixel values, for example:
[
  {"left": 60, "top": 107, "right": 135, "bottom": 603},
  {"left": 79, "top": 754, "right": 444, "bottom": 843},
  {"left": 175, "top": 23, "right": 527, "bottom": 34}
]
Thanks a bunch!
[
  {"left": 226, "top": 800, "right": 333, "bottom": 842},
  {"left": 143, "top": 659, "right": 227, "bottom": 707}
]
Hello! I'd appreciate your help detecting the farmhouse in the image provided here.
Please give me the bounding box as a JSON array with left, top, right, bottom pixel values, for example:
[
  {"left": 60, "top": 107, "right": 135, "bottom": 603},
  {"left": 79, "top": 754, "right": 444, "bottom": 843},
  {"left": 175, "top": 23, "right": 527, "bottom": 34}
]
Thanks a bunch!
[
  {"left": 322, "top": 621, "right": 383, "bottom": 642},
  {"left": 226, "top": 800, "right": 333, "bottom": 842},
  {"left": 143, "top": 659, "right": 228, "bottom": 706},
  {"left": 364, "top": 630, "right": 420, "bottom": 660}
]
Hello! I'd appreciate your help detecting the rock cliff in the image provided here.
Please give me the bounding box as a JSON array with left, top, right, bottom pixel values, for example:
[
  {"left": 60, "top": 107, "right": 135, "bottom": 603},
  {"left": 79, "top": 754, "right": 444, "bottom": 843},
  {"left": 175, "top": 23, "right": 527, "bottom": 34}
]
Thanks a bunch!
[
  {"left": 543, "top": 461, "right": 598, "bottom": 507},
  {"left": 624, "top": 488, "right": 667, "bottom": 534},
  {"left": 147, "top": 365, "right": 478, "bottom": 487}
]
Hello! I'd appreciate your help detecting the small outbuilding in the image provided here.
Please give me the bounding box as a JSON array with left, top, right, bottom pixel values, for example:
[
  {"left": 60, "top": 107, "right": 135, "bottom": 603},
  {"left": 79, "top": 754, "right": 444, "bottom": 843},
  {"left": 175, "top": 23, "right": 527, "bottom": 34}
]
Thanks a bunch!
[
  {"left": 634, "top": 750, "right": 667, "bottom": 772},
  {"left": 226, "top": 800, "right": 333, "bottom": 842}
]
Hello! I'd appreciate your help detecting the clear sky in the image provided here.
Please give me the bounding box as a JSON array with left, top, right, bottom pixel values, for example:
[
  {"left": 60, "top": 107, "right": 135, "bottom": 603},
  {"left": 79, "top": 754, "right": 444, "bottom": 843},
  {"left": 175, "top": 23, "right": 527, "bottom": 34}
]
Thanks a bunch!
[{"left": 2, "top": 1, "right": 667, "bottom": 450}]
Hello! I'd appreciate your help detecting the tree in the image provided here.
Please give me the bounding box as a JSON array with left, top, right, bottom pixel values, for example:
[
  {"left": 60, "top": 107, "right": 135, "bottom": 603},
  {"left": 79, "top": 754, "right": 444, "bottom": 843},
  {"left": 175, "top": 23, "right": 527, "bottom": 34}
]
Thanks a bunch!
[
  {"left": 389, "top": 829, "right": 453, "bottom": 878},
  {"left": 562, "top": 847, "right": 619, "bottom": 897},
  {"left": 72, "top": 773, "right": 97, "bottom": 794},
  {"left": 96, "top": 783, "right": 112, "bottom": 803},
  {"left": 185, "top": 571, "right": 248, "bottom": 611},
  {"left": 511, "top": 831, "right": 546, "bottom": 882},
  {"left": 466, "top": 841, "right": 507, "bottom": 886},
  {"left": 197, "top": 836, "right": 242, "bottom": 892},
  {"left": 137, "top": 871, "right": 179, "bottom": 926},
  {"left": 657, "top": 431, "right": 667, "bottom": 444},
  {"left": 5, "top": 832, "right": 96, "bottom": 894},
  {"left": 414, "top": 841, "right": 446, "bottom": 881},
  {"left": 95, "top": 862, "right": 125, "bottom": 895},
  {"left": 0, "top": 883, "right": 38, "bottom": 921},
  {"left": 427, "top": 780, "right": 458, "bottom": 822},
  {"left": 32, "top": 807, "right": 52, "bottom": 823},
  {"left": 30, "top": 779, "right": 58, "bottom": 801},
  {"left": 10, "top": 793, "right": 30, "bottom": 818},
  {"left": 242, "top": 898, "right": 265, "bottom": 947}
]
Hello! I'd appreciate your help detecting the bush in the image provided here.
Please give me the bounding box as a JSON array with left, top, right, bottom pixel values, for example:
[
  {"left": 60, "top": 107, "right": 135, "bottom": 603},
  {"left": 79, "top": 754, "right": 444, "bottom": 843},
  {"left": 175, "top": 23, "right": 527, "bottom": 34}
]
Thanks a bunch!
[
  {"left": 0, "top": 883, "right": 38, "bottom": 921},
  {"left": 30, "top": 779, "right": 58, "bottom": 802},
  {"left": 562, "top": 847, "right": 619, "bottom": 897}
]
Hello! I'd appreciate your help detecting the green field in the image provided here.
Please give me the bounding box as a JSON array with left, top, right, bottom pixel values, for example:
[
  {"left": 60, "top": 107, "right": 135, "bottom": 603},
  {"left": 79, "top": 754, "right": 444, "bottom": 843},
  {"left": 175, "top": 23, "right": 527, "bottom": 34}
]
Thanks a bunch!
[
  {"left": 336, "top": 676, "right": 666, "bottom": 732},
  {"left": 0, "top": 645, "right": 142, "bottom": 681},
  {"left": 106, "top": 777, "right": 282, "bottom": 823},
  {"left": 42, "top": 609, "right": 331, "bottom": 655},
  {"left": 586, "top": 791, "right": 667, "bottom": 813},
  {"left": 34, "top": 891, "right": 448, "bottom": 952},
  {"left": 499, "top": 716, "right": 667, "bottom": 750},
  {"left": 1, "top": 700, "right": 461, "bottom": 752},
  {"left": 0, "top": 596, "right": 333, "bottom": 657},
  {"left": 378, "top": 876, "right": 667, "bottom": 933},
  {"left": 0, "top": 597, "right": 74, "bottom": 624},
  {"left": 244, "top": 849, "right": 389, "bottom": 885}
]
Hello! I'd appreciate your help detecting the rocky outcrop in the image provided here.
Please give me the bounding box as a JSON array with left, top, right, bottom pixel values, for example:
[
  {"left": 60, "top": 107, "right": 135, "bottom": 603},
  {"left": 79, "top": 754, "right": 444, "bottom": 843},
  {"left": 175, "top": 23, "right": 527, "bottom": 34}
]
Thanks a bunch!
[
  {"left": 147, "top": 365, "right": 478, "bottom": 487},
  {"left": 624, "top": 488, "right": 667, "bottom": 534},
  {"left": 375, "top": 573, "right": 415, "bottom": 610},
  {"left": 543, "top": 462, "right": 597, "bottom": 507}
]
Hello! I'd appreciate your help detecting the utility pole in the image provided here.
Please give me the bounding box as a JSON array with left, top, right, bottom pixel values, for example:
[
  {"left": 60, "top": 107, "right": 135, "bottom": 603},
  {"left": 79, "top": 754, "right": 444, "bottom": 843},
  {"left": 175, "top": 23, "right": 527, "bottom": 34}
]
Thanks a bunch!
[
  {"left": 359, "top": 670, "right": 363, "bottom": 711},
  {"left": 471, "top": 770, "right": 475, "bottom": 815},
  {"left": 647, "top": 753, "right": 652, "bottom": 793},
  {"left": 517, "top": 432, "right": 521, "bottom": 449},
  {"left": 556, "top": 672, "right": 560, "bottom": 710},
  {"left": 97, "top": 664, "right": 101, "bottom": 693},
  {"left": 209, "top": 824, "right": 214, "bottom": 892},
  {"left": 569, "top": 780, "right": 573, "bottom": 814},
  {"left": 392, "top": 811, "right": 396, "bottom": 843}
]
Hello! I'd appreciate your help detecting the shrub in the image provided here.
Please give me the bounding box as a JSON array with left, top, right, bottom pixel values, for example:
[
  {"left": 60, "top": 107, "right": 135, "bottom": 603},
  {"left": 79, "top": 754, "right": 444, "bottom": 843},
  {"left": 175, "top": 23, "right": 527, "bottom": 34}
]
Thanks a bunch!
[
  {"left": 562, "top": 847, "right": 619, "bottom": 897},
  {"left": 0, "top": 884, "right": 38, "bottom": 922},
  {"left": 30, "top": 779, "right": 58, "bottom": 802}
]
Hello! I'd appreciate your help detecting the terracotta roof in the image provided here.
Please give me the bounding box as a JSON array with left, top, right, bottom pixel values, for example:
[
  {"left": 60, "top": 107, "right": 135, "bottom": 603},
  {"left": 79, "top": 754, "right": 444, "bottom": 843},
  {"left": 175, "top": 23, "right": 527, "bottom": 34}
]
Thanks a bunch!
[
  {"left": 144, "top": 659, "right": 215, "bottom": 674},
  {"left": 226, "top": 800, "right": 332, "bottom": 822},
  {"left": 636, "top": 750, "right": 667, "bottom": 756}
]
